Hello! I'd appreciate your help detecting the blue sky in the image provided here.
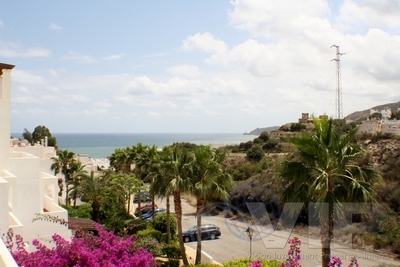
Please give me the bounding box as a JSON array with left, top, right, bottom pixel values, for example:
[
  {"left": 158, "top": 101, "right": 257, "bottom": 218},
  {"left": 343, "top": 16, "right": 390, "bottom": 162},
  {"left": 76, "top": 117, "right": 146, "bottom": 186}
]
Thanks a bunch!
[{"left": 2, "top": 0, "right": 400, "bottom": 133}]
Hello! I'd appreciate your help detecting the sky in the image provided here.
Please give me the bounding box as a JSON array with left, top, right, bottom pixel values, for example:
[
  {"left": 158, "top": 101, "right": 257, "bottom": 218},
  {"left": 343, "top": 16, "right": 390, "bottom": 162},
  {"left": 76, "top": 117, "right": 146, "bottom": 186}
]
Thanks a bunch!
[{"left": 2, "top": 0, "right": 400, "bottom": 134}]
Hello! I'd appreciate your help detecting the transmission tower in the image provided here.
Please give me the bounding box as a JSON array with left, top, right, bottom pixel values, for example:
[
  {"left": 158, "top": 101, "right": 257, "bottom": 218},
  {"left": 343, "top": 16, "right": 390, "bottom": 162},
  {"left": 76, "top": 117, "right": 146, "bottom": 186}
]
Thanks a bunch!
[{"left": 331, "top": 45, "right": 345, "bottom": 119}]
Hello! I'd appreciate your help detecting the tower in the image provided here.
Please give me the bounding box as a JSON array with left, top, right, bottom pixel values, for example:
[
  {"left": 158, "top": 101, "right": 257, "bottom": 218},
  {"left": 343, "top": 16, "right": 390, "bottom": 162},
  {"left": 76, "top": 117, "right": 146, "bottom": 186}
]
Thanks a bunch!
[{"left": 331, "top": 45, "right": 345, "bottom": 119}]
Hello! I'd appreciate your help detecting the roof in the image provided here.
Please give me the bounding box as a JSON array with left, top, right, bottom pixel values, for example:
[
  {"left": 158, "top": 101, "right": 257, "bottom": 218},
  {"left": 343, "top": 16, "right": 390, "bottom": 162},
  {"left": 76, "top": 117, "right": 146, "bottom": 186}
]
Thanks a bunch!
[
  {"left": 68, "top": 217, "right": 96, "bottom": 231},
  {"left": 0, "top": 63, "right": 15, "bottom": 75}
]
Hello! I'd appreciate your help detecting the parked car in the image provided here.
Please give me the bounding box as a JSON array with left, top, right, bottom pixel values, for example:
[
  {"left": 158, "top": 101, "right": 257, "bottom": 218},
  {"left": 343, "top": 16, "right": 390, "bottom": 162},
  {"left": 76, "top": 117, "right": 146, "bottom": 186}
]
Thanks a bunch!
[
  {"left": 182, "top": 224, "right": 221, "bottom": 242},
  {"left": 134, "top": 204, "right": 158, "bottom": 217},
  {"left": 142, "top": 208, "right": 167, "bottom": 221},
  {"left": 133, "top": 192, "right": 151, "bottom": 203}
]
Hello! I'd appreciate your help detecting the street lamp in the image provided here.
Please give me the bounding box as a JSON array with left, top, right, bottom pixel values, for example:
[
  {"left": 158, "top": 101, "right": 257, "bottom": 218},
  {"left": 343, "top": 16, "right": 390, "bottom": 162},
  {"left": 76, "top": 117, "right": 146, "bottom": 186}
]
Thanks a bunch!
[{"left": 245, "top": 227, "right": 254, "bottom": 259}]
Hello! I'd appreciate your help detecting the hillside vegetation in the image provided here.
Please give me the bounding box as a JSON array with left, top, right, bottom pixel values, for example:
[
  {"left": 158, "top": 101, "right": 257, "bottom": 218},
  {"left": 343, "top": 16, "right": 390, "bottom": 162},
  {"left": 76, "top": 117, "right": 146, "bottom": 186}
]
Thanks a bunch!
[{"left": 219, "top": 121, "right": 400, "bottom": 257}]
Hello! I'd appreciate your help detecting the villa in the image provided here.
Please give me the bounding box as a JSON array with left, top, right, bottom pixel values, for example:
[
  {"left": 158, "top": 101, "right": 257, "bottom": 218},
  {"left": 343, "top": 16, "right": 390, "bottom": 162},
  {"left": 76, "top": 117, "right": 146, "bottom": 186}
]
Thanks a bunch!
[{"left": 0, "top": 63, "right": 71, "bottom": 267}]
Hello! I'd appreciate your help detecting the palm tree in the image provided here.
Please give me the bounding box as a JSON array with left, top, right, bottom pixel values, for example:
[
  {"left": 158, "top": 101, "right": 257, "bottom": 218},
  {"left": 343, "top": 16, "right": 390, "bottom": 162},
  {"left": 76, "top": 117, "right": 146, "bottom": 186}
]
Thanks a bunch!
[
  {"left": 279, "top": 116, "right": 382, "bottom": 267},
  {"left": 78, "top": 171, "right": 115, "bottom": 223},
  {"left": 152, "top": 146, "right": 192, "bottom": 265},
  {"left": 51, "top": 149, "right": 77, "bottom": 205},
  {"left": 109, "top": 148, "right": 130, "bottom": 173},
  {"left": 148, "top": 147, "right": 172, "bottom": 242},
  {"left": 189, "top": 145, "right": 234, "bottom": 264},
  {"left": 68, "top": 162, "right": 87, "bottom": 207}
]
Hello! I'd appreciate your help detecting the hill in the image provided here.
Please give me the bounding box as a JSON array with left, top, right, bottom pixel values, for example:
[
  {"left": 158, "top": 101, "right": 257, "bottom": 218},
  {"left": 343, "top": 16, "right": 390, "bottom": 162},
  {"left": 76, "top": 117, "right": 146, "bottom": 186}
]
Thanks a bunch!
[
  {"left": 344, "top": 100, "right": 400, "bottom": 121},
  {"left": 243, "top": 126, "right": 280, "bottom": 135}
]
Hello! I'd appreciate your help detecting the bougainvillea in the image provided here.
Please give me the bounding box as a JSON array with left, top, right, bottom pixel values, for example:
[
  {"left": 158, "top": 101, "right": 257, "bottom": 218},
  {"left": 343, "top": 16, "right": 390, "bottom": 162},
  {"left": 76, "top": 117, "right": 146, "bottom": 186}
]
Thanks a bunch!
[
  {"left": 249, "top": 237, "right": 360, "bottom": 267},
  {"left": 5, "top": 223, "right": 157, "bottom": 267}
]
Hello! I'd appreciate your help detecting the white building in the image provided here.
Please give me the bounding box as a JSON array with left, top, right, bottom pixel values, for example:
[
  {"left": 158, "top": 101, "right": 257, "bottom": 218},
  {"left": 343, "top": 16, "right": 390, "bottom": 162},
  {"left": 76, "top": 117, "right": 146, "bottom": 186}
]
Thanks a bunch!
[{"left": 0, "top": 63, "right": 71, "bottom": 266}]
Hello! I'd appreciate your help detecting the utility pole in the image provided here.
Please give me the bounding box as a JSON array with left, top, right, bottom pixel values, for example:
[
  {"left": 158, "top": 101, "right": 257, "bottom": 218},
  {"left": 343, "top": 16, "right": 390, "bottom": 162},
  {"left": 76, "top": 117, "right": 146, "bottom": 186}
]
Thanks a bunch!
[{"left": 331, "top": 45, "right": 345, "bottom": 119}]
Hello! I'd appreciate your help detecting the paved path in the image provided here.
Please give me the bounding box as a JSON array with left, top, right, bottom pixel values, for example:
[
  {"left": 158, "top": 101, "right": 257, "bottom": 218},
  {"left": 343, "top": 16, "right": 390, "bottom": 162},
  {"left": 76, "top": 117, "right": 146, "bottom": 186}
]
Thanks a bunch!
[{"left": 154, "top": 197, "right": 400, "bottom": 267}]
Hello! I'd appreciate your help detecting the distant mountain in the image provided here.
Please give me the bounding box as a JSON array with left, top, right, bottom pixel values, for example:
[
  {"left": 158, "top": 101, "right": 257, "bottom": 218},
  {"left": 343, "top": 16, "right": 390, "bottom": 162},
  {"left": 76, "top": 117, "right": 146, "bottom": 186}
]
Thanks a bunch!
[
  {"left": 344, "top": 100, "right": 400, "bottom": 122},
  {"left": 243, "top": 126, "right": 280, "bottom": 136}
]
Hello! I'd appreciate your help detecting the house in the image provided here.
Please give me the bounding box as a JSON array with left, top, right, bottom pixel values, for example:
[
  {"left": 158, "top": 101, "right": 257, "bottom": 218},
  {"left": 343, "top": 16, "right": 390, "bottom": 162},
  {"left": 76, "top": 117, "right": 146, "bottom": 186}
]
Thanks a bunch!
[{"left": 0, "top": 63, "right": 71, "bottom": 266}]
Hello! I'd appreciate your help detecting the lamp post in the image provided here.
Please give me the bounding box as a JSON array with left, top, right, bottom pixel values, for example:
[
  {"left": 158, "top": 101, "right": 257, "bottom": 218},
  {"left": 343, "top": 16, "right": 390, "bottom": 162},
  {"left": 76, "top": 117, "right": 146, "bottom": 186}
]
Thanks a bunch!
[{"left": 245, "top": 227, "right": 254, "bottom": 259}]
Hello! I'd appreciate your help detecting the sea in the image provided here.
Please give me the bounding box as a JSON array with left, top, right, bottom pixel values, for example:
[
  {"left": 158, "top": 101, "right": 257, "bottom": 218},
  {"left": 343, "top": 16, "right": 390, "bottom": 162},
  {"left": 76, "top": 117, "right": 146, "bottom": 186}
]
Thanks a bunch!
[{"left": 13, "top": 133, "right": 256, "bottom": 159}]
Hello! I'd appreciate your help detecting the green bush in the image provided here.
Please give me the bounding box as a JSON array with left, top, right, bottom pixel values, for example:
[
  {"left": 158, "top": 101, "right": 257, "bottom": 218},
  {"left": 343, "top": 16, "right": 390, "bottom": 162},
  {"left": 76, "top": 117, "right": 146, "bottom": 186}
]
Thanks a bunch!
[
  {"left": 246, "top": 146, "right": 265, "bottom": 162},
  {"left": 126, "top": 218, "right": 147, "bottom": 234},
  {"left": 162, "top": 242, "right": 181, "bottom": 259},
  {"left": 153, "top": 212, "right": 177, "bottom": 238},
  {"left": 221, "top": 258, "right": 280, "bottom": 267},
  {"left": 134, "top": 235, "right": 163, "bottom": 256},
  {"left": 63, "top": 203, "right": 92, "bottom": 219},
  {"left": 137, "top": 228, "right": 162, "bottom": 241}
]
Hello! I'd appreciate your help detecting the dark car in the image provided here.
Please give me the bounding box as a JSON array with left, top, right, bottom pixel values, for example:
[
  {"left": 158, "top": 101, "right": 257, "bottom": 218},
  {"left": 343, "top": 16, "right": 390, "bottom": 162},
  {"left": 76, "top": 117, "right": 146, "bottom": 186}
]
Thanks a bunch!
[
  {"left": 133, "top": 192, "right": 151, "bottom": 203},
  {"left": 182, "top": 224, "right": 221, "bottom": 242},
  {"left": 142, "top": 208, "right": 167, "bottom": 221}
]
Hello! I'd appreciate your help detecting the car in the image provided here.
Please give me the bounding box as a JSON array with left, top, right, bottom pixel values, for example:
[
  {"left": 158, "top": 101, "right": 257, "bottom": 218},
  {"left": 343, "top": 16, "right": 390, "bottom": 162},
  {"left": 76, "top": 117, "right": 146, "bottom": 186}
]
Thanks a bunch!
[
  {"left": 142, "top": 208, "right": 167, "bottom": 221},
  {"left": 182, "top": 224, "right": 221, "bottom": 242},
  {"left": 134, "top": 204, "right": 159, "bottom": 216},
  {"left": 133, "top": 192, "right": 151, "bottom": 203}
]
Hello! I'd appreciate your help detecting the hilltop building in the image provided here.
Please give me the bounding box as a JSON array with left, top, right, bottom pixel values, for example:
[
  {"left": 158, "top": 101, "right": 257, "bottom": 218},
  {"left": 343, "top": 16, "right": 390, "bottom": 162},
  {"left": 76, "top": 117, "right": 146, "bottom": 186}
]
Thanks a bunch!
[{"left": 0, "top": 63, "right": 71, "bottom": 267}]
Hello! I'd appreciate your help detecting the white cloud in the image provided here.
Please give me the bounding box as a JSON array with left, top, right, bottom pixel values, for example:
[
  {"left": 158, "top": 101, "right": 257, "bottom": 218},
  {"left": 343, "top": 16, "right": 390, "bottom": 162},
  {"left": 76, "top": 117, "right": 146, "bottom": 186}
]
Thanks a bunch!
[
  {"left": 13, "top": 70, "right": 45, "bottom": 85},
  {"left": 181, "top": 32, "right": 228, "bottom": 54},
  {"left": 228, "top": 0, "right": 330, "bottom": 38},
  {"left": 26, "top": 108, "right": 46, "bottom": 114},
  {"left": 62, "top": 51, "right": 96, "bottom": 63},
  {"left": 12, "top": 96, "right": 38, "bottom": 104},
  {"left": 70, "top": 94, "right": 91, "bottom": 103},
  {"left": 103, "top": 53, "right": 125, "bottom": 60},
  {"left": 167, "top": 65, "right": 201, "bottom": 77},
  {"left": 94, "top": 101, "right": 112, "bottom": 108},
  {"left": 49, "top": 23, "right": 62, "bottom": 31},
  {"left": 83, "top": 109, "right": 108, "bottom": 116},
  {"left": 0, "top": 20, "right": 4, "bottom": 27},
  {"left": 0, "top": 42, "right": 51, "bottom": 58},
  {"left": 336, "top": 0, "right": 400, "bottom": 33},
  {"left": 147, "top": 111, "right": 162, "bottom": 119}
]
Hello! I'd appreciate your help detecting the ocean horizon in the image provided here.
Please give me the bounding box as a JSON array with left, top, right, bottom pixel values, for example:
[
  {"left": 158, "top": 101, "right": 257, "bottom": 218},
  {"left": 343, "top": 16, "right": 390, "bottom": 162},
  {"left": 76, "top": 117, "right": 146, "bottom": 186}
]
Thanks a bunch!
[{"left": 12, "top": 132, "right": 256, "bottom": 159}]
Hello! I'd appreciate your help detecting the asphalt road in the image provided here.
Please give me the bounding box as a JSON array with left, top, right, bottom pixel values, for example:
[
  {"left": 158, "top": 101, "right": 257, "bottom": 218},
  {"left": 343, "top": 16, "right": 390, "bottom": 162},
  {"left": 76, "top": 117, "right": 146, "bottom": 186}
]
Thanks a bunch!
[{"left": 154, "top": 197, "right": 399, "bottom": 267}]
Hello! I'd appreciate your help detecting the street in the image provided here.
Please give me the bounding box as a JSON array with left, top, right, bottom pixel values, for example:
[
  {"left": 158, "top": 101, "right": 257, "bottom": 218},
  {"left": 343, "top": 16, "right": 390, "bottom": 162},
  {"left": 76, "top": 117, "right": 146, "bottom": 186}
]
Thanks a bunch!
[{"left": 154, "top": 197, "right": 399, "bottom": 267}]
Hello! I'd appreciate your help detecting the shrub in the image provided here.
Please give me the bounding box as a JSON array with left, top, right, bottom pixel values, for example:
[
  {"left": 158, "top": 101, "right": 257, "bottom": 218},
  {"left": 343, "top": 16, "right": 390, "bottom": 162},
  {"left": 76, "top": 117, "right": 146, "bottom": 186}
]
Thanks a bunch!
[
  {"left": 153, "top": 212, "right": 178, "bottom": 238},
  {"left": 259, "top": 131, "right": 270, "bottom": 142},
  {"left": 134, "top": 235, "right": 163, "bottom": 256},
  {"left": 161, "top": 242, "right": 181, "bottom": 259},
  {"left": 137, "top": 228, "right": 162, "bottom": 241},
  {"left": 62, "top": 203, "right": 92, "bottom": 218},
  {"left": 5, "top": 223, "right": 157, "bottom": 267},
  {"left": 246, "top": 146, "right": 265, "bottom": 162}
]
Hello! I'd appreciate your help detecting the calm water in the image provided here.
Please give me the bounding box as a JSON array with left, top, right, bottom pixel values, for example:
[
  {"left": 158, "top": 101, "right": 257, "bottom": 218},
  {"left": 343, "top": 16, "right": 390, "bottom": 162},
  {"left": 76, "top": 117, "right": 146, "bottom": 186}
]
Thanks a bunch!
[{"left": 16, "top": 133, "right": 256, "bottom": 159}]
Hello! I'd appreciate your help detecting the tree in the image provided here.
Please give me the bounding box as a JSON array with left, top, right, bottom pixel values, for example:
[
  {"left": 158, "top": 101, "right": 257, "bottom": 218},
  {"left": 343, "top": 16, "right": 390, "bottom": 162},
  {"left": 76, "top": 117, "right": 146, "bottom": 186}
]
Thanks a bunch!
[
  {"left": 279, "top": 116, "right": 382, "bottom": 267},
  {"left": 31, "top": 125, "right": 57, "bottom": 147},
  {"left": 68, "top": 161, "right": 86, "bottom": 207},
  {"left": 112, "top": 172, "right": 142, "bottom": 214},
  {"left": 246, "top": 145, "right": 265, "bottom": 162},
  {"left": 189, "top": 145, "right": 234, "bottom": 264},
  {"left": 78, "top": 171, "right": 116, "bottom": 223},
  {"left": 22, "top": 128, "right": 32, "bottom": 144},
  {"left": 150, "top": 146, "right": 192, "bottom": 265},
  {"left": 51, "top": 149, "right": 77, "bottom": 205},
  {"left": 259, "top": 131, "right": 270, "bottom": 142}
]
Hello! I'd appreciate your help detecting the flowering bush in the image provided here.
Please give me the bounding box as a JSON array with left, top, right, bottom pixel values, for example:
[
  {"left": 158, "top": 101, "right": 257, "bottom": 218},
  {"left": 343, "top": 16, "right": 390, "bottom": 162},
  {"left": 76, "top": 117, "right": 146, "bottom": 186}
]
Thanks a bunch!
[
  {"left": 249, "top": 237, "right": 359, "bottom": 267},
  {"left": 5, "top": 223, "right": 157, "bottom": 267}
]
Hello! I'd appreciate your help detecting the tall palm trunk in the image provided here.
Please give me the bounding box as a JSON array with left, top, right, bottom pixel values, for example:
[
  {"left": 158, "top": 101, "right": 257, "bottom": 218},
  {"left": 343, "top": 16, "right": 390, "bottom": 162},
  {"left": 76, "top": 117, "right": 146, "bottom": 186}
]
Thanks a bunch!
[
  {"left": 320, "top": 203, "right": 334, "bottom": 267},
  {"left": 166, "top": 195, "right": 171, "bottom": 244},
  {"left": 65, "top": 174, "right": 71, "bottom": 205},
  {"left": 92, "top": 201, "right": 101, "bottom": 223},
  {"left": 173, "top": 189, "right": 189, "bottom": 266},
  {"left": 195, "top": 196, "right": 205, "bottom": 264}
]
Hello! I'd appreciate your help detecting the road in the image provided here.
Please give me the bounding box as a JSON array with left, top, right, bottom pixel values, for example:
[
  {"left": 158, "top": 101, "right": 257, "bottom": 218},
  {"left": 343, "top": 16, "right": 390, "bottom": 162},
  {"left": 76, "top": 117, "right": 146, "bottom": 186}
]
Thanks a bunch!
[{"left": 154, "top": 197, "right": 399, "bottom": 267}]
